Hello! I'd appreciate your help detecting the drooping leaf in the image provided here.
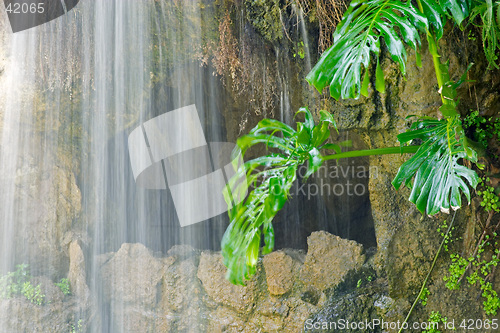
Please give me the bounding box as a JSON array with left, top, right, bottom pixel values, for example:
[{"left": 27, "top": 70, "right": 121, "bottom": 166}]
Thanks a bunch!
[
  {"left": 439, "top": 0, "right": 472, "bottom": 25},
  {"left": 222, "top": 108, "right": 339, "bottom": 285},
  {"left": 306, "top": 0, "right": 427, "bottom": 100},
  {"left": 420, "top": 0, "right": 446, "bottom": 39},
  {"left": 375, "top": 59, "right": 386, "bottom": 93},
  {"left": 222, "top": 164, "right": 298, "bottom": 285},
  {"left": 392, "top": 116, "right": 479, "bottom": 215}
]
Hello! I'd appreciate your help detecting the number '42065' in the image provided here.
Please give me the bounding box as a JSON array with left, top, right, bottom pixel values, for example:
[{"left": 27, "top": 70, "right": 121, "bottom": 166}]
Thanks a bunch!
[
  {"left": 460, "top": 319, "right": 498, "bottom": 330},
  {"left": 5, "top": 2, "right": 45, "bottom": 14}
]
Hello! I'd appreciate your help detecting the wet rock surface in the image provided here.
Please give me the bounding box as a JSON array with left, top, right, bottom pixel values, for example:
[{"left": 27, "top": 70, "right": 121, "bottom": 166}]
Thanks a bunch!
[
  {"left": 197, "top": 251, "right": 258, "bottom": 313},
  {"left": 6, "top": 229, "right": 365, "bottom": 332},
  {"left": 263, "top": 250, "right": 297, "bottom": 296},
  {"left": 300, "top": 231, "right": 366, "bottom": 291}
]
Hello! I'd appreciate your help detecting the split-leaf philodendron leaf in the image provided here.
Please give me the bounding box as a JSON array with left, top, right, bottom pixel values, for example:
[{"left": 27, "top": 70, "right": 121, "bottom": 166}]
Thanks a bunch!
[
  {"left": 392, "top": 116, "right": 479, "bottom": 215},
  {"left": 305, "top": 0, "right": 427, "bottom": 100},
  {"left": 221, "top": 108, "right": 343, "bottom": 285}
]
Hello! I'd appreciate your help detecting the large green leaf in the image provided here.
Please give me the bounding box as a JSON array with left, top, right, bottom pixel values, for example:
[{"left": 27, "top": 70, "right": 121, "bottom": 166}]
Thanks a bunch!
[
  {"left": 419, "top": 0, "right": 446, "bottom": 39},
  {"left": 221, "top": 108, "right": 341, "bottom": 285},
  {"left": 392, "top": 116, "right": 479, "bottom": 215},
  {"left": 306, "top": 0, "right": 427, "bottom": 100},
  {"left": 439, "top": 0, "right": 472, "bottom": 25},
  {"left": 222, "top": 164, "right": 298, "bottom": 285}
]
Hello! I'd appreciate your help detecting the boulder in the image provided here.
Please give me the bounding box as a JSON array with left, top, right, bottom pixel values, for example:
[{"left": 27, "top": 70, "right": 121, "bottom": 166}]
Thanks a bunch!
[
  {"left": 67, "top": 240, "right": 89, "bottom": 302},
  {"left": 197, "top": 251, "right": 257, "bottom": 313},
  {"left": 300, "top": 231, "right": 365, "bottom": 291},
  {"left": 263, "top": 251, "right": 296, "bottom": 295},
  {"left": 99, "top": 243, "right": 163, "bottom": 307}
]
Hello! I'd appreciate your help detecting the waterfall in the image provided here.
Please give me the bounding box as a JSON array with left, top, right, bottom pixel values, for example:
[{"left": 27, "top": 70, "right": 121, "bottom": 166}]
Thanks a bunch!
[{"left": 0, "top": 1, "right": 376, "bottom": 331}]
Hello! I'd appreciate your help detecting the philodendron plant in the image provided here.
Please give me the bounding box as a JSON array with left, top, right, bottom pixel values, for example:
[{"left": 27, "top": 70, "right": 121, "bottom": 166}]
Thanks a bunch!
[{"left": 222, "top": 0, "right": 500, "bottom": 286}]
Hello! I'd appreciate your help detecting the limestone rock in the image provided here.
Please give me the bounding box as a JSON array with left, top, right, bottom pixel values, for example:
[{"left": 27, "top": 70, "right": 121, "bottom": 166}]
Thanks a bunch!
[
  {"left": 300, "top": 231, "right": 365, "bottom": 291},
  {"left": 283, "top": 297, "right": 318, "bottom": 332},
  {"left": 166, "top": 244, "right": 197, "bottom": 260},
  {"left": 0, "top": 160, "right": 82, "bottom": 278},
  {"left": 99, "top": 243, "right": 163, "bottom": 307},
  {"left": 207, "top": 306, "right": 247, "bottom": 333},
  {"left": 197, "top": 251, "right": 256, "bottom": 313},
  {"left": 0, "top": 292, "right": 88, "bottom": 332},
  {"left": 263, "top": 251, "right": 296, "bottom": 295},
  {"left": 160, "top": 257, "right": 201, "bottom": 312},
  {"left": 67, "top": 240, "right": 89, "bottom": 302}
]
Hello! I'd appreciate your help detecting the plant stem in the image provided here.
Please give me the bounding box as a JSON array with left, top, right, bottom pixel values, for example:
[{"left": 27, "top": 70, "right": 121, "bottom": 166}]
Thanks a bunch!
[
  {"left": 398, "top": 211, "right": 458, "bottom": 333},
  {"left": 322, "top": 145, "right": 420, "bottom": 161},
  {"left": 415, "top": 0, "right": 453, "bottom": 111}
]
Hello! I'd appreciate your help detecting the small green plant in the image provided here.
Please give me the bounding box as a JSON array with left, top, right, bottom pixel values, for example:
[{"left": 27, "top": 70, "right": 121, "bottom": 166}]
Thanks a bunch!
[
  {"left": 0, "top": 264, "right": 30, "bottom": 299},
  {"left": 443, "top": 253, "right": 468, "bottom": 290},
  {"left": 477, "top": 177, "right": 500, "bottom": 213},
  {"left": 69, "top": 319, "right": 84, "bottom": 333},
  {"left": 293, "top": 41, "right": 305, "bottom": 59},
  {"left": 0, "top": 264, "right": 46, "bottom": 305},
  {"left": 463, "top": 110, "right": 500, "bottom": 156},
  {"left": 420, "top": 287, "right": 430, "bottom": 306},
  {"left": 356, "top": 279, "right": 362, "bottom": 288},
  {"left": 21, "top": 281, "right": 45, "bottom": 305},
  {"left": 55, "top": 278, "right": 71, "bottom": 296},
  {"left": 422, "top": 311, "right": 448, "bottom": 333},
  {"left": 444, "top": 238, "right": 500, "bottom": 315}
]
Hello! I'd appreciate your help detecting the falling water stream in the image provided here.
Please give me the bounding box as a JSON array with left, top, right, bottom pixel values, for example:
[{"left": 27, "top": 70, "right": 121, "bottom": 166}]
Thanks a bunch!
[{"left": 0, "top": 1, "right": 376, "bottom": 331}]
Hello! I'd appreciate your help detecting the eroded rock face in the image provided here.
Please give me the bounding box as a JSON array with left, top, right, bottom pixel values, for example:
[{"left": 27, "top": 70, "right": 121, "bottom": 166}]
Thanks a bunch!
[
  {"left": 0, "top": 158, "right": 82, "bottom": 278},
  {"left": 300, "top": 231, "right": 366, "bottom": 291},
  {"left": 0, "top": 278, "right": 90, "bottom": 333},
  {"left": 68, "top": 240, "right": 89, "bottom": 303},
  {"left": 83, "top": 235, "right": 370, "bottom": 332},
  {"left": 197, "top": 251, "right": 257, "bottom": 313},
  {"left": 99, "top": 243, "right": 163, "bottom": 307},
  {"left": 263, "top": 250, "right": 297, "bottom": 295}
]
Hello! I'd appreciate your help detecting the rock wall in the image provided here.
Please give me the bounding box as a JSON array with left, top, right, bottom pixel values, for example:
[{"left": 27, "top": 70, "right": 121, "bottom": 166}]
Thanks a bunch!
[
  {"left": 93, "top": 233, "right": 366, "bottom": 332},
  {"left": 0, "top": 1, "right": 499, "bottom": 332},
  {"left": 0, "top": 232, "right": 369, "bottom": 332}
]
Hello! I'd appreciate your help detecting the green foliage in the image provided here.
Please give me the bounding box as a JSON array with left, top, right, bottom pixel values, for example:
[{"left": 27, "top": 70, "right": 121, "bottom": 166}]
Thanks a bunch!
[
  {"left": 422, "top": 311, "right": 448, "bottom": 333},
  {"left": 69, "top": 319, "right": 84, "bottom": 333},
  {"left": 306, "top": 0, "right": 499, "bottom": 100},
  {"left": 392, "top": 115, "right": 479, "bottom": 215},
  {"left": 22, "top": 281, "right": 45, "bottom": 306},
  {"left": 0, "top": 264, "right": 46, "bottom": 305},
  {"left": 222, "top": 107, "right": 342, "bottom": 285},
  {"left": 420, "top": 287, "right": 430, "bottom": 305},
  {"left": 469, "top": 0, "right": 500, "bottom": 69},
  {"left": 293, "top": 41, "right": 305, "bottom": 59},
  {"left": 0, "top": 264, "right": 30, "bottom": 299},
  {"left": 445, "top": 238, "right": 500, "bottom": 315},
  {"left": 463, "top": 110, "right": 500, "bottom": 156},
  {"left": 306, "top": 0, "right": 427, "bottom": 100},
  {"left": 477, "top": 177, "right": 500, "bottom": 212},
  {"left": 245, "top": 0, "right": 283, "bottom": 42},
  {"left": 443, "top": 252, "right": 468, "bottom": 290},
  {"left": 55, "top": 278, "right": 71, "bottom": 296},
  {"left": 419, "top": 0, "right": 471, "bottom": 39},
  {"left": 464, "top": 110, "right": 488, "bottom": 146}
]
